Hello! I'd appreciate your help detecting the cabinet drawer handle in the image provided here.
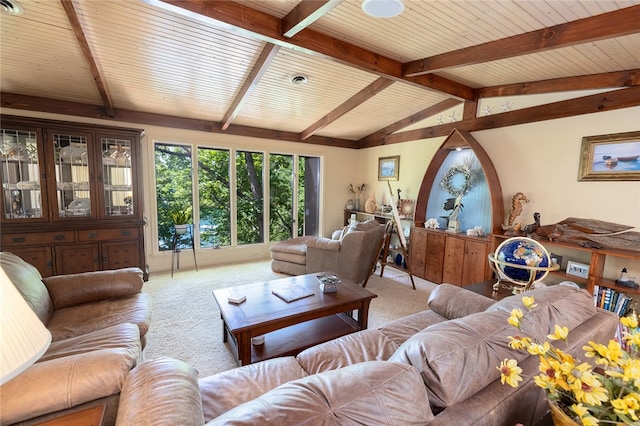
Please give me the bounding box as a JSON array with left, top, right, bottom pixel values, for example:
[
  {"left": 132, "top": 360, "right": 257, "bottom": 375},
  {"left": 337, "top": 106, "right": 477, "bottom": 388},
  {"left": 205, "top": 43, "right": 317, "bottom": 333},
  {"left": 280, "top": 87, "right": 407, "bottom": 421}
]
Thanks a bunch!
[
  {"left": 88, "top": 232, "right": 98, "bottom": 238},
  {"left": 53, "top": 234, "right": 66, "bottom": 240},
  {"left": 12, "top": 237, "right": 25, "bottom": 243},
  {"left": 121, "top": 230, "right": 132, "bottom": 236}
]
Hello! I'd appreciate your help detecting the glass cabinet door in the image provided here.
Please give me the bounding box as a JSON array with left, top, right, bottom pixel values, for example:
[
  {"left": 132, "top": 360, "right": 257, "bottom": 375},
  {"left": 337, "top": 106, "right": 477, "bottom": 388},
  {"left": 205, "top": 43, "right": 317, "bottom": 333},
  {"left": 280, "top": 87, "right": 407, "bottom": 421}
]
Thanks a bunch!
[
  {"left": 100, "top": 136, "right": 134, "bottom": 217},
  {"left": 1, "top": 127, "right": 46, "bottom": 221},
  {"left": 52, "top": 131, "right": 94, "bottom": 219}
]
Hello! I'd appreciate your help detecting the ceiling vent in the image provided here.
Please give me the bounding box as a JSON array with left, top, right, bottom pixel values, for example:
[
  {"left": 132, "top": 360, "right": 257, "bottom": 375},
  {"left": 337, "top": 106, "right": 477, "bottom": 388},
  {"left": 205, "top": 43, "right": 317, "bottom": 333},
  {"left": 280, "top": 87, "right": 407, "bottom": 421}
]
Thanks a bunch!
[
  {"left": 0, "top": 0, "right": 23, "bottom": 15},
  {"left": 289, "top": 74, "right": 309, "bottom": 85}
]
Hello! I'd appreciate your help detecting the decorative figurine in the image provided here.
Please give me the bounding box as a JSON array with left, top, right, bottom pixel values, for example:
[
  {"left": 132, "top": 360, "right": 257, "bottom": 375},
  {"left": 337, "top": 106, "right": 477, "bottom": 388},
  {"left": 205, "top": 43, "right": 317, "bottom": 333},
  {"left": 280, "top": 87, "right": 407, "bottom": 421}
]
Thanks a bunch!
[
  {"left": 502, "top": 192, "right": 528, "bottom": 236},
  {"left": 364, "top": 193, "right": 377, "bottom": 213},
  {"left": 616, "top": 268, "right": 639, "bottom": 289},
  {"left": 522, "top": 212, "right": 541, "bottom": 236}
]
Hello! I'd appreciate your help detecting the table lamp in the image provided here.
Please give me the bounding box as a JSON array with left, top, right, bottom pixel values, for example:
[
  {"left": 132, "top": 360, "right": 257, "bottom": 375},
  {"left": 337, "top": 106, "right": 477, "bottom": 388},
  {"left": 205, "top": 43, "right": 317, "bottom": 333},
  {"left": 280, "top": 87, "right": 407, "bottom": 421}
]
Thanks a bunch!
[{"left": 0, "top": 268, "right": 51, "bottom": 385}]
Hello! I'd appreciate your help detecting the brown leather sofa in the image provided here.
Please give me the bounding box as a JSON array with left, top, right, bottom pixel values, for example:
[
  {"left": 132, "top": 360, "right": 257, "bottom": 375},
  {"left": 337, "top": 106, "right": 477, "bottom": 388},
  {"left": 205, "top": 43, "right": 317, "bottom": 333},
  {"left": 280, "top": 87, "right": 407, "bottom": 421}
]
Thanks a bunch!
[
  {"left": 270, "top": 219, "right": 385, "bottom": 285},
  {"left": 0, "top": 251, "right": 152, "bottom": 426},
  {"left": 116, "top": 283, "right": 617, "bottom": 425}
]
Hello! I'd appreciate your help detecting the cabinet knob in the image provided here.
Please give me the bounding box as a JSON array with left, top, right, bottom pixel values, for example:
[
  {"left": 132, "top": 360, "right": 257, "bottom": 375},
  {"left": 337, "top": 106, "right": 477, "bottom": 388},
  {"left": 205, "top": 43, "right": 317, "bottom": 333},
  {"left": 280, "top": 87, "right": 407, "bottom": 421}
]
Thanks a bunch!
[
  {"left": 88, "top": 232, "right": 98, "bottom": 238},
  {"left": 12, "top": 237, "right": 25, "bottom": 243},
  {"left": 53, "top": 234, "right": 65, "bottom": 240},
  {"left": 121, "top": 230, "right": 131, "bottom": 236}
]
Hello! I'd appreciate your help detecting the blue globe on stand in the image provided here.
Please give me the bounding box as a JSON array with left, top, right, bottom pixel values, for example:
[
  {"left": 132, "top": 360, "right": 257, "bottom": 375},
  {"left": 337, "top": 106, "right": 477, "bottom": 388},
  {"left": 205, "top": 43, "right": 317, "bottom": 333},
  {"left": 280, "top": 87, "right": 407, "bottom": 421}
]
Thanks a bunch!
[{"left": 488, "top": 237, "right": 555, "bottom": 293}]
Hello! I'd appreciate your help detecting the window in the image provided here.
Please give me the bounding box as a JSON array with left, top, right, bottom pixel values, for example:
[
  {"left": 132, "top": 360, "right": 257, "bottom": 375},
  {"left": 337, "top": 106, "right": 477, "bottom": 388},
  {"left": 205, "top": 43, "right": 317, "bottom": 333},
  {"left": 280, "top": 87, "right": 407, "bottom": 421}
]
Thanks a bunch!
[
  {"left": 197, "top": 147, "right": 230, "bottom": 248},
  {"left": 154, "top": 143, "right": 193, "bottom": 251},
  {"left": 154, "top": 141, "right": 320, "bottom": 251},
  {"left": 269, "top": 154, "right": 294, "bottom": 241},
  {"left": 236, "top": 150, "right": 264, "bottom": 245}
]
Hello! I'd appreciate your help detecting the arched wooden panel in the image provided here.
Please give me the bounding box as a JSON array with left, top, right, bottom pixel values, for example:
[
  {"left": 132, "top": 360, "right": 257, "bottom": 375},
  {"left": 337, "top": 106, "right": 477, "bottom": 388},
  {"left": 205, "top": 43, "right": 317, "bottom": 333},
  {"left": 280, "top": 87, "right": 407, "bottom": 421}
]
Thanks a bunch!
[{"left": 414, "top": 129, "right": 504, "bottom": 234}]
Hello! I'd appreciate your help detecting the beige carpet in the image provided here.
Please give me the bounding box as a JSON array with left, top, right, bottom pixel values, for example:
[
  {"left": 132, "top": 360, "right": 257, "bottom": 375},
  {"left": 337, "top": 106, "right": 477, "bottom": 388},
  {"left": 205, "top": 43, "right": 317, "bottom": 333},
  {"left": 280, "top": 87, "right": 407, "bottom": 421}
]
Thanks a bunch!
[{"left": 142, "top": 260, "right": 437, "bottom": 377}]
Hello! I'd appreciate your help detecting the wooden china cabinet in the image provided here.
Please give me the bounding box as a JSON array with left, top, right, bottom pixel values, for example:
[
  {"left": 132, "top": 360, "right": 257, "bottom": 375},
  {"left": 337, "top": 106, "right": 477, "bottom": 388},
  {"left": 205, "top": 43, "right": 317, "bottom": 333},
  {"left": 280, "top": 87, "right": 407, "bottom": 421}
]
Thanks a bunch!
[{"left": 0, "top": 115, "right": 147, "bottom": 278}]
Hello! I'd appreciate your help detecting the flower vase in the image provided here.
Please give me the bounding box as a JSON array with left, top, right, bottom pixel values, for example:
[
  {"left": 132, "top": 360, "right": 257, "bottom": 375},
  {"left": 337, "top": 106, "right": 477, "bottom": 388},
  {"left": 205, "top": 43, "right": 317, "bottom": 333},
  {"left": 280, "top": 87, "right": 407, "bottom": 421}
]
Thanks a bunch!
[
  {"left": 549, "top": 402, "right": 579, "bottom": 426},
  {"left": 354, "top": 196, "right": 361, "bottom": 211}
]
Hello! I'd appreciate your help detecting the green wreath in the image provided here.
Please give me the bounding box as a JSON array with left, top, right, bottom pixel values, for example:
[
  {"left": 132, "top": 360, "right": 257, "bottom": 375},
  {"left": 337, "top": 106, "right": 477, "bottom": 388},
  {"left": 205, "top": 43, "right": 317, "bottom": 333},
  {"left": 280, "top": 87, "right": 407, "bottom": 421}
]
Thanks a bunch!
[{"left": 440, "top": 163, "right": 477, "bottom": 197}]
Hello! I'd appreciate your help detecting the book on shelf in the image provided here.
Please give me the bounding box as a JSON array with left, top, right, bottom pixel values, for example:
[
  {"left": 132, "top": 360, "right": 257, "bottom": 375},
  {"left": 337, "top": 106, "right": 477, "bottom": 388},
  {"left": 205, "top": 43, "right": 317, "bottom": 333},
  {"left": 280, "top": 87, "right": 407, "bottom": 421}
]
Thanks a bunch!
[{"left": 593, "top": 285, "right": 633, "bottom": 317}]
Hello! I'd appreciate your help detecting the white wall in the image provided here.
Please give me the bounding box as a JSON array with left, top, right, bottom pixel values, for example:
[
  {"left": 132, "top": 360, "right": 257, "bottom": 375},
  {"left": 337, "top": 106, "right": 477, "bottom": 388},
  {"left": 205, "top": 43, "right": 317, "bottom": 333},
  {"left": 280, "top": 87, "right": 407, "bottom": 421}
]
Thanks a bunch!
[{"left": 363, "top": 106, "right": 640, "bottom": 280}]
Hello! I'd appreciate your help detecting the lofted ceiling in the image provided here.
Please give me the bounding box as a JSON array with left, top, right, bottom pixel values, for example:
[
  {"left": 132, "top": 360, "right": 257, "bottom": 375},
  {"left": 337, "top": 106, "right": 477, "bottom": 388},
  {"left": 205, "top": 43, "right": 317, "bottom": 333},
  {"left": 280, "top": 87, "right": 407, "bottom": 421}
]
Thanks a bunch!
[{"left": 1, "top": 0, "right": 640, "bottom": 149}]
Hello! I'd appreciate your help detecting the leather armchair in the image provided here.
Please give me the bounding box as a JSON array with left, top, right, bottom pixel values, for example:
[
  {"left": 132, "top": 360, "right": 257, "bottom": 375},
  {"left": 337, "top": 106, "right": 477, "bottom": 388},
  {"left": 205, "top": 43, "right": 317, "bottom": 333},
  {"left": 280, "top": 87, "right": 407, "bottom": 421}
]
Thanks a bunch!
[{"left": 305, "top": 219, "right": 385, "bottom": 286}]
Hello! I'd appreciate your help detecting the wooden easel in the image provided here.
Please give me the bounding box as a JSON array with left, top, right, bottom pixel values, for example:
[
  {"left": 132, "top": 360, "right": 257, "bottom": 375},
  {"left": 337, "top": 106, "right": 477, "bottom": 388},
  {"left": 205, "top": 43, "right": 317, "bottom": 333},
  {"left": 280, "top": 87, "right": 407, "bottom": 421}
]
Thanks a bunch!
[{"left": 377, "top": 182, "right": 416, "bottom": 290}]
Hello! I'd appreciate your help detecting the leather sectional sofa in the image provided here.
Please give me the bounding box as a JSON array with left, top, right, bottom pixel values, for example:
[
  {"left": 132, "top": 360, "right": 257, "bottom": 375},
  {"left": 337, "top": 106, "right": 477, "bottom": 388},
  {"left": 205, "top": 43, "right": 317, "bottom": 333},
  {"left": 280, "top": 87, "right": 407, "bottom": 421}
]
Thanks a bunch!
[
  {"left": 0, "top": 251, "right": 152, "bottom": 426},
  {"left": 115, "top": 283, "right": 617, "bottom": 425}
]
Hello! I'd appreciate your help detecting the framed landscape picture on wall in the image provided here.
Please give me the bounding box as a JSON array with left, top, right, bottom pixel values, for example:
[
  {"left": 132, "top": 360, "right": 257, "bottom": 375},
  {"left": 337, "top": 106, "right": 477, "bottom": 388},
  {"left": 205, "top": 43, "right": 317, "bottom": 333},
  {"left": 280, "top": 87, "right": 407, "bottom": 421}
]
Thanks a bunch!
[
  {"left": 378, "top": 155, "right": 399, "bottom": 181},
  {"left": 578, "top": 131, "right": 640, "bottom": 181}
]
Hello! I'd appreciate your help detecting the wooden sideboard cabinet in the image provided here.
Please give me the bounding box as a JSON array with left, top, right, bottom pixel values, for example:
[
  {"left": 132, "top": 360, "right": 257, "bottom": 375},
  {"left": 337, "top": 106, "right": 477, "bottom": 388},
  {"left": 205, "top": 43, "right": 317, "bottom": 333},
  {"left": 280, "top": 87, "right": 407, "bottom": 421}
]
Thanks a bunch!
[
  {"left": 410, "top": 228, "right": 492, "bottom": 286},
  {"left": 0, "top": 115, "right": 147, "bottom": 278}
]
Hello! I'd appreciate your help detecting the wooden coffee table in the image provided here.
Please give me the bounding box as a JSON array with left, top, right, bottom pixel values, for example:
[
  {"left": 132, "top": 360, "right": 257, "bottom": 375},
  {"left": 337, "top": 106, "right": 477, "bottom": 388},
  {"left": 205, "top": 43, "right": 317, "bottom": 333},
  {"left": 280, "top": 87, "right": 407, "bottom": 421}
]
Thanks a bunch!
[{"left": 212, "top": 272, "right": 377, "bottom": 366}]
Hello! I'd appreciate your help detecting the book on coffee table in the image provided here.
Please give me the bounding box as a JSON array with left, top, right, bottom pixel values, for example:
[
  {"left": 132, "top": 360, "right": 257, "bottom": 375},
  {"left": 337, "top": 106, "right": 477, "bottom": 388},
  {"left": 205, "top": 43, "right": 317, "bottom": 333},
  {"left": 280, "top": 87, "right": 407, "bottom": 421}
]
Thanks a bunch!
[{"left": 272, "top": 285, "right": 315, "bottom": 303}]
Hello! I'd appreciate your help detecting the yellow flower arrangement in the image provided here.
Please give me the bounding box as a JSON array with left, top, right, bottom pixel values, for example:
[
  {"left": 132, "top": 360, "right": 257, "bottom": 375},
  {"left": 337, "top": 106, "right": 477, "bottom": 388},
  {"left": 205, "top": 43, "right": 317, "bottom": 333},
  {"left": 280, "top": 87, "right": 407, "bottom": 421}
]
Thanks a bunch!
[{"left": 497, "top": 296, "right": 640, "bottom": 425}]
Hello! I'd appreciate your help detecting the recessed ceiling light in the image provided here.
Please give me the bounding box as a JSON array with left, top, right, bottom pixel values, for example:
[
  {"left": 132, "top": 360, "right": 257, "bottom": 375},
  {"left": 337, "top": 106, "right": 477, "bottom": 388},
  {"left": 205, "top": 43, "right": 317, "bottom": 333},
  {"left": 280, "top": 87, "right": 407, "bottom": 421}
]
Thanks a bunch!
[
  {"left": 0, "top": 0, "right": 24, "bottom": 15},
  {"left": 362, "top": 0, "right": 404, "bottom": 18}
]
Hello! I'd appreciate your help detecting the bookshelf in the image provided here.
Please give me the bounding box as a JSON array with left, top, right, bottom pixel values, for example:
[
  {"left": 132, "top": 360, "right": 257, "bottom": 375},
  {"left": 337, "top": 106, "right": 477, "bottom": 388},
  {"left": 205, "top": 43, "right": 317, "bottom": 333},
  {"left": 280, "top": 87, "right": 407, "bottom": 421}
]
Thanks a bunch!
[{"left": 492, "top": 234, "right": 640, "bottom": 299}]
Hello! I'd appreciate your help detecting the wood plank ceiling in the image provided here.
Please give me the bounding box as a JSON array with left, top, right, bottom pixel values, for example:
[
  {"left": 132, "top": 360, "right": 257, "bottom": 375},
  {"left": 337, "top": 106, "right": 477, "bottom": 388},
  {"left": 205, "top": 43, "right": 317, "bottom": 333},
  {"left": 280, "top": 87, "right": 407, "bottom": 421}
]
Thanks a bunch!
[{"left": 1, "top": 0, "right": 639, "bottom": 149}]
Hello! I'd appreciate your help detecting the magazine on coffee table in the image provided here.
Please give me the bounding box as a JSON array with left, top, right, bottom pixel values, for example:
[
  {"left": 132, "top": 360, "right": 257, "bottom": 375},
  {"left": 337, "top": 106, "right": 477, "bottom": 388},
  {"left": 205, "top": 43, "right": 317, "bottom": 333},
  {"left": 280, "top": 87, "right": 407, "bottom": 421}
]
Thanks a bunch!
[{"left": 272, "top": 285, "right": 315, "bottom": 303}]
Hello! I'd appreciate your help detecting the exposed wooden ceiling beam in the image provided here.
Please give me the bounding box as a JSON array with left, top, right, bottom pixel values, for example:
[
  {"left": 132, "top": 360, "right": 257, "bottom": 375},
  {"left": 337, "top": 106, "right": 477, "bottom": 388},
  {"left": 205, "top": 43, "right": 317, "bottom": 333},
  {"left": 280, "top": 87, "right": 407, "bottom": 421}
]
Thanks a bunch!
[
  {"left": 300, "top": 77, "right": 394, "bottom": 140},
  {"left": 477, "top": 70, "right": 640, "bottom": 98},
  {"left": 282, "top": 0, "right": 343, "bottom": 38},
  {"left": 221, "top": 44, "right": 280, "bottom": 131},
  {"left": 60, "top": 0, "right": 114, "bottom": 117},
  {"left": 4, "top": 87, "right": 638, "bottom": 148},
  {"left": 376, "top": 86, "right": 640, "bottom": 145},
  {"left": 357, "top": 98, "right": 461, "bottom": 148},
  {"left": 0, "top": 92, "right": 358, "bottom": 149},
  {"left": 404, "top": 5, "right": 640, "bottom": 77},
  {"left": 149, "top": 0, "right": 474, "bottom": 100}
]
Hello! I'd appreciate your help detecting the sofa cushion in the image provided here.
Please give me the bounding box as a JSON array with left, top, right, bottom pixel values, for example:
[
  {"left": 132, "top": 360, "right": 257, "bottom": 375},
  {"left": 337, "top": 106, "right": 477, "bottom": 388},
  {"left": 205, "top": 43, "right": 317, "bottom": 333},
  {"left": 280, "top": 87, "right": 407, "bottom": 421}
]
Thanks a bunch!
[
  {"left": 39, "top": 322, "right": 141, "bottom": 363},
  {"left": 377, "top": 310, "right": 447, "bottom": 347},
  {"left": 486, "top": 284, "right": 597, "bottom": 338},
  {"left": 209, "top": 361, "right": 434, "bottom": 425},
  {"left": 199, "top": 356, "right": 309, "bottom": 422},
  {"left": 427, "top": 283, "right": 495, "bottom": 319},
  {"left": 389, "top": 310, "right": 530, "bottom": 408},
  {"left": 0, "top": 251, "right": 53, "bottom": 324},
  {"left": 43, "top": 267, "right": 144, "bottom": 309},
  {"left": 296, "top": 329, "right": 399, "bottom": 375},
  {"left": 46, "top": 293, "right": 152, "bottom": 342}
]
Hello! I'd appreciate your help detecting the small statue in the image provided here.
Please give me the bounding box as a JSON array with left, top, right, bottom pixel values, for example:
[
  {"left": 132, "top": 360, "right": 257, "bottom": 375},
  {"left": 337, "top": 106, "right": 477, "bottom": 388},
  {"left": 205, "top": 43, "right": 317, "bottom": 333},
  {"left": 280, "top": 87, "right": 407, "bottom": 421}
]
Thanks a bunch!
[
  {"left": 522, "top": 212, "right": 541, "bottom": 236},
  {"left": 364, "top": 193, "right": 377, "bottom": 213},
  {"left": 616, "top": 268, "right": 639, "bottom": 289},
  {"left": 425, "top": 218, "right": 439, "bottom": 229},
  {"left": 502, "top": 192, "right": 529, "bottom": 235}
]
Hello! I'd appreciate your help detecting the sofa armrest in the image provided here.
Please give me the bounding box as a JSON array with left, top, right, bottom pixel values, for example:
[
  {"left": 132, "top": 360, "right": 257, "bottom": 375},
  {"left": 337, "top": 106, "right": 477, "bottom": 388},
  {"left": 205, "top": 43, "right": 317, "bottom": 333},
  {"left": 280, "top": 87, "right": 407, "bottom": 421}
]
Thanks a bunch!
[
  {"left": 0, "top": 348, "right": 139, "bottom": 425},
  {"left": 43, "top": 268, "right": 144, "bottom": 309},
  {"left": 211, "top": 361, "right": 434, "bottom": 425},
  {"left": 427, "top": 283, "right": 495, "bottom": 319},
  {"left": 305, "top": 237, "right": 340, "bottom": 252},
  {"left": 116, "top": 357, "right": 204, "bottom": 426}
]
